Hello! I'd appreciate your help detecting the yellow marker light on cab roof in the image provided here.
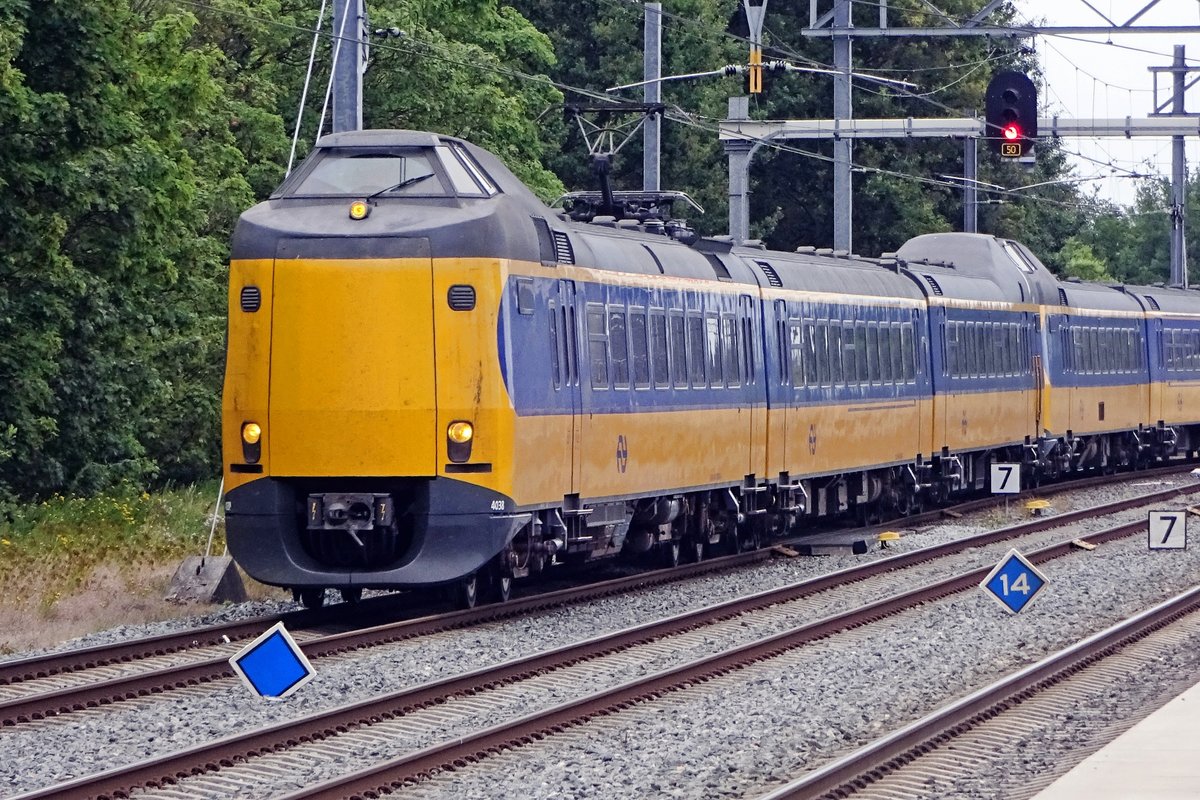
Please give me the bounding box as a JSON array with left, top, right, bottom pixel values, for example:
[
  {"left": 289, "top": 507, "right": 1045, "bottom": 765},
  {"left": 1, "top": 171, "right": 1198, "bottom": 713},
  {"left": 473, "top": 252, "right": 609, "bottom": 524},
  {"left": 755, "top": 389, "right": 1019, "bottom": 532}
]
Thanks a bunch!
[
  {"left": 447, "top": 421, "right": 474, "bottom": 444},
  {"left": 349, "top": 200, "right": 370, "bottom": 220},
  {"left": 242, "top": 422, "right": 262, "bottom": 445}
]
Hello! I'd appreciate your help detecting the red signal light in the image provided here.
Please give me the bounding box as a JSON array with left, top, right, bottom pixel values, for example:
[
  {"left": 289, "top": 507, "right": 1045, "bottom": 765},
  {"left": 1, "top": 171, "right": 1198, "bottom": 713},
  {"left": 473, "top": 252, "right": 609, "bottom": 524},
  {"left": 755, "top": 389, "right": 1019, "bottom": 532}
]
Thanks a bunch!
[{"left": 1002, "top": 123, "right": 1022, "bottom": 141}]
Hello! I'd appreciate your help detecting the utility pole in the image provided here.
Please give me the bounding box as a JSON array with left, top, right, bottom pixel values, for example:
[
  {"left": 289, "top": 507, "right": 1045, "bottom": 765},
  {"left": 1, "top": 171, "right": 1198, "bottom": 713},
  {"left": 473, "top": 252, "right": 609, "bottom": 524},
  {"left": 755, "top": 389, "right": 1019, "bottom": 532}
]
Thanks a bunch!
[
  {"left": 832, "top": 0, "right": 853, "bottom": 251},
  {"left": 963, "top": 136, "right": 977, "bottom": 233},
  {"left": 1169, "top": 45, "right": 1188, "bottom": 287},
  {"left": 644, "top": 3, "right": 662, "bottom": 192},
  {"left": 332, "top": 0, "right": 365, "bottom": 133}
]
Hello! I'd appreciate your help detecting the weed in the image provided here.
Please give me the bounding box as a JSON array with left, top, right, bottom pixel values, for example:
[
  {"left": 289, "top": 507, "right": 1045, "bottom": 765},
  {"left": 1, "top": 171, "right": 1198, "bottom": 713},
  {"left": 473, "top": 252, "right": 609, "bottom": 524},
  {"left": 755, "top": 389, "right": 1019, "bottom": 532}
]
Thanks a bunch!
[{"left": 0, "top": 481, "right": 227, "bottom": 614}]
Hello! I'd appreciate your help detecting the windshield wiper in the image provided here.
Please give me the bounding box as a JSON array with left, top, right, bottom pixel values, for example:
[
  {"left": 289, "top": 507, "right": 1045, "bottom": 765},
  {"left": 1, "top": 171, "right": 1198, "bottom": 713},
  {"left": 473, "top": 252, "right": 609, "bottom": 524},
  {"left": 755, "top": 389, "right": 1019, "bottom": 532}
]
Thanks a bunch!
[{"left": 366, "top": 173, "right": 434, "bottom": 200}]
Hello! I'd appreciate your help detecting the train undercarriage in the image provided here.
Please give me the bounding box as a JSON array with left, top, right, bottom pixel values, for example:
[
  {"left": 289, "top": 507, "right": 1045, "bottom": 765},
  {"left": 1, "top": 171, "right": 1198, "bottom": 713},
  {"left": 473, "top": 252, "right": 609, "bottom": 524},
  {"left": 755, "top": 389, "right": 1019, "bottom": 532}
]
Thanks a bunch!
[{"left": 287, "top": 423, "right": 1193, "bottom": 610}]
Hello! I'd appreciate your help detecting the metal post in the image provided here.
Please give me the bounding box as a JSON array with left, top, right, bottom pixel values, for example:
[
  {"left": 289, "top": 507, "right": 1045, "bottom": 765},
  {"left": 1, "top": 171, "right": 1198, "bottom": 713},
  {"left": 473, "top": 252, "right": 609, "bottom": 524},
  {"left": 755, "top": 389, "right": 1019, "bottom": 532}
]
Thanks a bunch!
[
  {"left": 1170, "top": 44, "right": 1188, "bottom": 288},
  {"left": 832, "top": 0, "right": 853, "bottom": 251},
  {"left": 332, "top": 0, "right": 363, "bottom": 133},
  {"left": 644, "top": 3, "right": 662, "bottom": 191},
  {"left": 726, "top": 96, "right": 753, "bottom": 243},
  {"left": 964, "top": 136, "right": 978, "bottom": 233}
]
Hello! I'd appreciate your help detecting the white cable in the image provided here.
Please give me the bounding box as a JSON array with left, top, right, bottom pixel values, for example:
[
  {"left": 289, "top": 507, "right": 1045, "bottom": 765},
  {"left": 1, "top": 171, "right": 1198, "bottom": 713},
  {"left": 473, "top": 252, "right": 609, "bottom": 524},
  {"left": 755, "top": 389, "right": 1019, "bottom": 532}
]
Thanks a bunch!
[
  {"left": 317, "top": 1, "right": 352, "bottom": 143},
  {"left": 287, "top": 0, "right": 329, "bottom": 176}
]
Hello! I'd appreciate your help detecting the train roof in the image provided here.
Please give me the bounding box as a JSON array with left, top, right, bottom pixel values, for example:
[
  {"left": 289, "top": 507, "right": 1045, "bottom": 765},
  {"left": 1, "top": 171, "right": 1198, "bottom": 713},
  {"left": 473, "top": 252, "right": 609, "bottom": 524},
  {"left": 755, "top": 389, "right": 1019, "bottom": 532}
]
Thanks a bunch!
[{"left": 1118, "top": 283, "right": 1200, "bottom": 315}]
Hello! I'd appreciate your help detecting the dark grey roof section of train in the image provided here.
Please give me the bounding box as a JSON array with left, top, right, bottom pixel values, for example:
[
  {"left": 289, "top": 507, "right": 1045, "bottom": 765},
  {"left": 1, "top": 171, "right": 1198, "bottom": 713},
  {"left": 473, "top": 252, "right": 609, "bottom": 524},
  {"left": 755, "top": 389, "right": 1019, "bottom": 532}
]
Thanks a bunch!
[
  {"left": 1119, "top": 283, "right": 1200, "bottom": 315},
  {"left": 1054, "top": 278, "right": 1146, "bottom": 313},
  {"left": 723, "top": 247, "right": 925, "bottom": 301},
  {"left": 896, "top": 232, "right": 1060, "bottom": 305},
  {"left": 900, "top": 264, "right": 1010, "bottom": 303}
]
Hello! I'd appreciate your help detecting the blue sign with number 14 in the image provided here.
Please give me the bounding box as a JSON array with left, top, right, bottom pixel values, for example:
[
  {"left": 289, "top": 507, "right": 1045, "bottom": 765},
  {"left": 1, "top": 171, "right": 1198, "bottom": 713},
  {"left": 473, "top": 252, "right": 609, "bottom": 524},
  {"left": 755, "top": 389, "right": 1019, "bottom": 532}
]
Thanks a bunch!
[{"left": 980, "top": 548, "right": 1048, "bottom": 614}]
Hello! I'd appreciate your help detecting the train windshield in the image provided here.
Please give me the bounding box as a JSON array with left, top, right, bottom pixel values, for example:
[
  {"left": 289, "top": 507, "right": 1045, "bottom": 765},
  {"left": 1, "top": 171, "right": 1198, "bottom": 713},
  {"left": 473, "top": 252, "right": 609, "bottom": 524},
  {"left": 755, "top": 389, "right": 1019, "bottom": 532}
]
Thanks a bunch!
[{"left": 281, "top": 149, "right": 449, "bottom": 197}]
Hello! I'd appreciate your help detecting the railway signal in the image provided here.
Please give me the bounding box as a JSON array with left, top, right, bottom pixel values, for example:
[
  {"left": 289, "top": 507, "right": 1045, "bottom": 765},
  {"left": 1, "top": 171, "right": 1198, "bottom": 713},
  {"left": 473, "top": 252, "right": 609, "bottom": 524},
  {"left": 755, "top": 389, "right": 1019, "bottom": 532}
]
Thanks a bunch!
[{"left": 986, "top": 71, "right": 1038, "bottom": 159}]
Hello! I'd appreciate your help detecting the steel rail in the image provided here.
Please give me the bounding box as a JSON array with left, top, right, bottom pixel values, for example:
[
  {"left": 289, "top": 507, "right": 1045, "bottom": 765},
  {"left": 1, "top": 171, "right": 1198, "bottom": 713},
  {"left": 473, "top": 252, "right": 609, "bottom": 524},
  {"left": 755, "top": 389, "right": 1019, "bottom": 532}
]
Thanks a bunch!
[
  {"left": 3, "top": 462, "right": 1187, "bottom": 689},
  {"left": 6, "top": 477, "right": 1195, "bottom": 727},
  {"left": 23, "top": 492, "right": 1177, "bottom": 800},
  {"left": 0, "top": 550, "right": 769, "bottom": 725},
  {"left": 755, "top": 586, "right": 1200, "bottom": 800},
  {"left": 265, "top": 517, "right": 1157, "bottom": 800}
]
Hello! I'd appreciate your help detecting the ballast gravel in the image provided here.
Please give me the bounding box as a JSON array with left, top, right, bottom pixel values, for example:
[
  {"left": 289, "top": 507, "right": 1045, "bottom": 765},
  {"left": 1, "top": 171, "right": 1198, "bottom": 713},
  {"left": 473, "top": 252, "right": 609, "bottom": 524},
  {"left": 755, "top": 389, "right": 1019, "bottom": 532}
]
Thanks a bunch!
[{"left": 0, "top": 473, "right": 1197, "bottom": 799}]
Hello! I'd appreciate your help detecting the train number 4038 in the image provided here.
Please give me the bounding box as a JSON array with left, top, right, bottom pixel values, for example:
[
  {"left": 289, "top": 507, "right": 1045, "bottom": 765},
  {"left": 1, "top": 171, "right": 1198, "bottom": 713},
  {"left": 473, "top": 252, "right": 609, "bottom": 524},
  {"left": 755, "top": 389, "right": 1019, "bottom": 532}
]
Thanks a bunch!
[{"left": 490, "top": 500, "right": 506, "bottom": 512}]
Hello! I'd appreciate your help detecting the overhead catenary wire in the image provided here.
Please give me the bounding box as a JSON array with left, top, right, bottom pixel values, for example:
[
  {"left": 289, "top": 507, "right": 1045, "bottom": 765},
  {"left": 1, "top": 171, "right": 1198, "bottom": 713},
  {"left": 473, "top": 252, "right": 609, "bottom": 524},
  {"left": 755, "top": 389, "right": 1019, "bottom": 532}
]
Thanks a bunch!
[{"left": 173, "top": 0, "right": 1130, "bottom": 212}]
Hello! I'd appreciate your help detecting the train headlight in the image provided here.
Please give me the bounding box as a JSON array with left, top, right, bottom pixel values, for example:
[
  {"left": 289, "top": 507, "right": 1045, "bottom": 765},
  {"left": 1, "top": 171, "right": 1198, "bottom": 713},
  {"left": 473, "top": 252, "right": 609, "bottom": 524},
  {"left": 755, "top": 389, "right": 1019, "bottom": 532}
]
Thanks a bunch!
[
  {"left": 447, "top": 420, "right": 473, "bottom": 463},
  {"left": 349, "top": 200, "right": 370, "bottom": 220},
  {"left": 447, "top": 421, "right": 473, "bottom": 444},
  {"left": 242, "top": 423, "right": 262, "bottom": 444},
  {"left": 241, "top": 422, "right": 262, "bottom": 464}
]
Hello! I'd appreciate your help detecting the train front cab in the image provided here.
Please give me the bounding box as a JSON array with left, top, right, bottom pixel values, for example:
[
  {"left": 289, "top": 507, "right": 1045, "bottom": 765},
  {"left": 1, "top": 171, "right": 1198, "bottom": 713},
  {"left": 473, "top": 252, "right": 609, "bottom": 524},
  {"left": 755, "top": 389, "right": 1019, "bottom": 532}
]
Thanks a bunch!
[
  {"left": 221, "top": 244, "right": 528, "bottom": 596},
  {"left": 221, "top": 131, "right": 542, "bottom": 598}
]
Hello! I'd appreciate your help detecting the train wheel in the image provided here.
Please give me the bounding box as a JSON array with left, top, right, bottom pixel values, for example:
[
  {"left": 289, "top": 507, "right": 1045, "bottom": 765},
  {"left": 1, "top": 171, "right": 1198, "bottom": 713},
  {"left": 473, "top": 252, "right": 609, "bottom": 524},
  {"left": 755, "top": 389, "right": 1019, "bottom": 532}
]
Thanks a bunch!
[
  {"left": 493, "top": 573, "right": 512, "bottom": 604},
  {"left": 455, "top": 573, "right": 479, "bottom": 610},
  {"left": 339, "top": 587, "right": 363, "bottom": 605},
  {"left": 299, "top": 588, "right": 326, "bottom": 609}
]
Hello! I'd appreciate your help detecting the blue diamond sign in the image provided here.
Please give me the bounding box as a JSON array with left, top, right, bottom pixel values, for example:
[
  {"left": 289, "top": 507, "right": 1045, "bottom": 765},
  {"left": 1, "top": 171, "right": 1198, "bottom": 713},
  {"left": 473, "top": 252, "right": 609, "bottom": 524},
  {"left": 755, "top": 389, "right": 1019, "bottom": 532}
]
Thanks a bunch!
[
  {"left": 980, "top": 548, "right": 1048, "bottom": 614},
  {"left": 229, "top": 622, "right": 315, "bottom": 698}
]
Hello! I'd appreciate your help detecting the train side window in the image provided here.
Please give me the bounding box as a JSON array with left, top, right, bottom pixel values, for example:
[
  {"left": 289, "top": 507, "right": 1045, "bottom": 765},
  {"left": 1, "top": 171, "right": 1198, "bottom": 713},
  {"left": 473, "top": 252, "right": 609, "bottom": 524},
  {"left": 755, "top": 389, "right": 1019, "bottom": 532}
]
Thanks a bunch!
[
  {"left": 587, "top": 304, "right": 609, "bottom": 389},
  {"left": 722, "top": 315, "right": 740, "bottom": 388},
  {"left": 446, "top": 143, "right": 498, "bottom": 195},
  {"left": 670, "top": 313, "right": 687, "bottom": 388},
  {"left": 901, "top": 324, "right": 915, "bottom": 382},
  {"left": 982, "top": 323, "right": 995, "bottom": 377},
  {"left": 1007, "top": 325, "right": 1019, "bottom": 375},
  {"left": 873, "top": 326, "right": 892, "bottom": 386},
  {"left": 840, "top": 324, "right": 857, "bottom": 386},
  {"left": 437, "top": 145, "right": 489, "bottom": 196},
  {"left": 995, "top": 324, "right": 1008, "bottom": 376},
  {"left": 963, "top": 323, "right": 976, "bottom": 377},
  {"left": 650, "top": 311, "right": 669, "bottom": 388},
  {"left": 609, "top": 308, "right": 630, "bottom": 389},
  {"left": 549, "top": 300, "right": 561, "bottom": 389},
  {"left": 630, "top": 309, "right": 650, "bottom": 388},
  {"left": 705, "top": 314, "right": 723, "bottom": 387},
  {"left": 866, "top": 325, "right": 879, "bottom": 383},
  {"left": 789, "top": 321, "right": 805, "bottom": 385},
  {"left": 890, "top": 325, "right": 903, "bottom": 383},
  {"left": 687, "top": 314, "right": 707, "bottom": 387},
  {"left": 803, "top": 322, "right": 819, "bottom": 386},
  {"left": 944, "top": 322, "right": 957, "bottom": 377},
  {"left": 565, "top": 303, "right": 578, "bottom": 385},
  {"left": 828, "top": 324, "right": 844, "bottom": 385},
  {"left": 815, "top": 323, "right": 832, "bottom": 386},
  {"left": 739, "top": 297, "right": 755, "bottom": 385}
]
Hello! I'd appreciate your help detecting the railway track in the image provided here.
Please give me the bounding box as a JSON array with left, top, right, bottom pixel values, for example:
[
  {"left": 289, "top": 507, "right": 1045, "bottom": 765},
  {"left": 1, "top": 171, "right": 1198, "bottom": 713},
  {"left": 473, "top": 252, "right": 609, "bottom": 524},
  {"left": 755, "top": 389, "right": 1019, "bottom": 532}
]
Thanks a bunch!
[
  {"left": 757, "top": 586, "right": 1200, "bottom": 800},
  {"left": 2, "top": 463, "right": 1189, "bottom": 730},
  {"left": 14, "top": 476, "right": 1198, "bottom": 800},
  {"left": 0, "top": 550, "right": 770, "bottom": 726}
]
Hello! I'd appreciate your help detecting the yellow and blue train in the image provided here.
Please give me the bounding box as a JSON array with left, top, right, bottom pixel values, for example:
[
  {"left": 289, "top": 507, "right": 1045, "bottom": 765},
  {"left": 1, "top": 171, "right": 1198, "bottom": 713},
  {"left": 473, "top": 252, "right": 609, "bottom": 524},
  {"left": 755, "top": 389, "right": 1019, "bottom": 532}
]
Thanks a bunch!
[{"left": 222, "top": 129, "right": 1200, "bottom": 608}]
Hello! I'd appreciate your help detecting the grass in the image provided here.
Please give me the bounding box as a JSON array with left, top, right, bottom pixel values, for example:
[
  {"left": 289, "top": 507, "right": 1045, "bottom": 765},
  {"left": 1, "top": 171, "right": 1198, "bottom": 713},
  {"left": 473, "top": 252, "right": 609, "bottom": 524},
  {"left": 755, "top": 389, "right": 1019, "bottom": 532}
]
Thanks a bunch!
[{"left": 0, "top": 482, "right": 285, "bottom": 654}]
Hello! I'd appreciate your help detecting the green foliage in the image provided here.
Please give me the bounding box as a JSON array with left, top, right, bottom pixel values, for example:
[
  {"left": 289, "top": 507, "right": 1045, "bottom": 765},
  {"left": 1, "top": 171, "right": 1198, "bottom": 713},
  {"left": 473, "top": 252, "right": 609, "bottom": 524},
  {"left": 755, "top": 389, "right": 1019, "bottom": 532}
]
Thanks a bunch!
[
  {"left": 2, "top": 0, "right": 1195, "bottom": 506},
  {"left": 0, "top": 1, "right": 564, "bottom": 501},
  {"left": 0, "top": 481, "right": 224, "bottom": 609},
  {"left": 1058, "top": 237, "right": 1113, "bottom": 282}
]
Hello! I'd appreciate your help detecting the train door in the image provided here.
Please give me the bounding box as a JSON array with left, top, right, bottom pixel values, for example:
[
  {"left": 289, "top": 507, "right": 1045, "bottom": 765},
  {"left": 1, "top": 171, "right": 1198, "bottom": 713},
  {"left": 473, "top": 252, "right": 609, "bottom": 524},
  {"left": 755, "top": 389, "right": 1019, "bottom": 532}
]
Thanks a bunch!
[
  {"left": 740, "top": 294, "right": 767, "bottom": 476},
  {"left": 554, "top": 279, "right": 582, "bottom": 493}
]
